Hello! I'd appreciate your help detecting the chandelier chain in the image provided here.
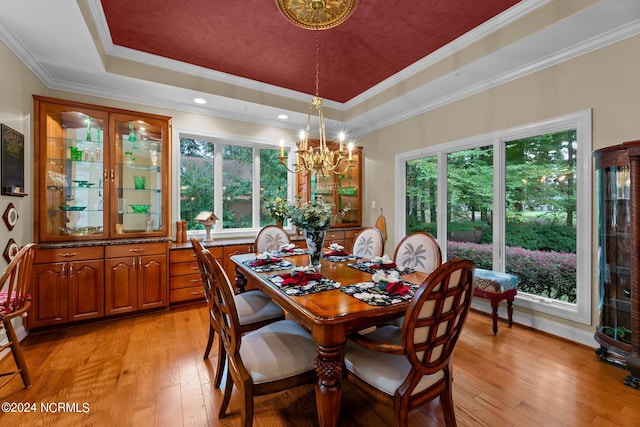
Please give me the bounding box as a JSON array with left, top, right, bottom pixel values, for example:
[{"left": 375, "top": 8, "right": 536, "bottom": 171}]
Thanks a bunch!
[{"left": 315, "top": 29, "right": 320, "bottom": 98}]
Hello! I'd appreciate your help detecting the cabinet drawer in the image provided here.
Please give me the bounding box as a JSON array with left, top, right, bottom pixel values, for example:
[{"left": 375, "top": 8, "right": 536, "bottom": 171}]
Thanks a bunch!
[
  {"left": 106, "top": 242, "right": 167, "bottom": 258},
  {"left": 170, "top": 262, "right": 201, "bottom": 277},
  {"left": 170, "top": 285, "right": 205, "bottom": 303},
  {"left": 325, "top": 230, "right": 345, "bottom": 240},
  {"left": 345, "top": 229, "right": 361, "bottom": 239},
  {"left": 170, "top": 273, "right": 203, "bottom": 290},
  {"left": 35, "top": 246, "right": 104, "bottom": 264},
  {"left": 170, "top": 249, "right": 198, "bottom": 263}
]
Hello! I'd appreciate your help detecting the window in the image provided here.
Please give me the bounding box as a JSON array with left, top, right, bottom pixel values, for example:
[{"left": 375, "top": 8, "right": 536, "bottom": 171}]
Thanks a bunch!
[
  {"left": 175, "top": 134, "right": 290, "bottom": 236},
  {"left": 397, "top": 110, "right": 591, "bottom": 324}
]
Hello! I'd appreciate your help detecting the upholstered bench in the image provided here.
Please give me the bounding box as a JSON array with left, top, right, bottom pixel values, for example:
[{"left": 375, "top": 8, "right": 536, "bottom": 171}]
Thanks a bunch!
[{"left": 473, "top": 268, "right": 518, "bottom": 335}]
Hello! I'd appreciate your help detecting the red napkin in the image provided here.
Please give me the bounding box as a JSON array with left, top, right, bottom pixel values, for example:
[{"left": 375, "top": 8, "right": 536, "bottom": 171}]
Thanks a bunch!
[
  {"left": 280, "top": 271, "right": 323, "bottom": 286},
  {"left": 385, "top": 281, "right": 411, "bottom": 296},
  {"left": 281, "top": 247, "right": 295, "bottom": 253},
  {"left": 250, "top": 257, "right": 281, "bottom": 266},
  {"left": 371, "top": 262, "right": 397, "bottom": 269},
  {"left": 324, "top": 250, "right": 349, "bottom": 256}
]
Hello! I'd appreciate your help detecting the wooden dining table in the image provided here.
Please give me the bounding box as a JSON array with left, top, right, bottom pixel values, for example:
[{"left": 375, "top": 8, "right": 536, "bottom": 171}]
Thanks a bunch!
[{"left": 231, "top": 252, "right": 428, "bottom": 427}]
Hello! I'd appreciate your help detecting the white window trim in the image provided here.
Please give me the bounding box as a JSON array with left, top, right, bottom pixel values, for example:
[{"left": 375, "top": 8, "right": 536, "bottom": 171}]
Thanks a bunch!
[{"left": 395, "top": 110, "right": 592, "bottom": 327}]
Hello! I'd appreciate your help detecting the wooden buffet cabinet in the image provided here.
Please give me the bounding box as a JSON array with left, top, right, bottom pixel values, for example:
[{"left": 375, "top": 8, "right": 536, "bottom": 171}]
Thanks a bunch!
[
  {"left": 30, "top": 96, "right": 172, "bottom": 329},
  {"left": 594, "top": 141, "right": 640, "bottom": 388}
]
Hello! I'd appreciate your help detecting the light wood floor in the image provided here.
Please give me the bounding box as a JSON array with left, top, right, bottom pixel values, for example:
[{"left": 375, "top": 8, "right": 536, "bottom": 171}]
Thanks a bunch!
[{"left": 1, "top": 304, "right": 640, "bottom": 426}]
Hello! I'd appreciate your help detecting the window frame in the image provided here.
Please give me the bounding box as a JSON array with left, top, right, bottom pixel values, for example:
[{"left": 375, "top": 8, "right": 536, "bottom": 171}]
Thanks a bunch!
[
  {"left": 395, "top": 110, "right": 592, "bottom": 324},
  {"left": 172, "top": 129, "right": 295, "bottom": 239}
]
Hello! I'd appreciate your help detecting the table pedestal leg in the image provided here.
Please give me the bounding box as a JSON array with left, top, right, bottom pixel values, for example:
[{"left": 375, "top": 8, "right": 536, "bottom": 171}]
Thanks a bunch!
[
  {"left": 234, "top": 268, "right": 247, "bottom": 293},
  {"left": 314, "top": 343, "right": 343, "bottom": 427}
]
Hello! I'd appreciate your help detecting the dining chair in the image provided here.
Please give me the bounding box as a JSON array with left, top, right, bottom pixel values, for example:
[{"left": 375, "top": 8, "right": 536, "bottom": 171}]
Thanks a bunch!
[
  {"left": 254, "top": 225, "right": 291, "bottom": 253},
  {"left": 201, "top": 248, "right": 317, "bottom": 427},
  {"left": 393, "top": 231, "right": 442, "bottom": 274},
  {"left": 352, "top": 226, "right": 384, "bottom": 259},
  {"left": 344, "top": 258, "right": 475, "bottom": 427},
  {"left": 191, "top": 239, "right": 285, "bottom": 389},
  {"left": 0, "top": 243, "right": 37, "bottom": 389}
]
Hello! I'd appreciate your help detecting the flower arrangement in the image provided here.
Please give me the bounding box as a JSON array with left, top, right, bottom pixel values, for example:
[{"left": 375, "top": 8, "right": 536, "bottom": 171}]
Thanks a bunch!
[
  {"left": 263, "top": 197, "right": 289, "bottom": 224},
  {"left": 287, "top": 196, "right": 348, "bottom": 232}
]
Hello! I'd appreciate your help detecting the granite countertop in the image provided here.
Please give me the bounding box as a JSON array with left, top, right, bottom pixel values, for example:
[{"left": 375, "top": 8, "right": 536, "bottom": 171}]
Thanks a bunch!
[{"left": 37, "top": 237, "right": 171, "bottom": 249}]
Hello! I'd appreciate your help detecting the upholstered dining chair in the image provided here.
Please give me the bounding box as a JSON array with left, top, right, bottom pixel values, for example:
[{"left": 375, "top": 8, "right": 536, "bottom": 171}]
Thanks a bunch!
[
  {"left": 191, "top": 239, "right": 285, "bottom": 389},
  {"left": 393, "top": 231, "right": 442, "bottom": 274},
  {"left": 254, "top": 225, "right": 291, "bottom": 253},
  {"left": 344, "top": 258, "right": 475, "bottom": 427},
  {"left": 0, "top": 243, "right": 37, "bottom": 389},
  {"left": 352, "top": 226, "right": 385, "bottom": 259},
  {"left": 201, "top": 248, "right": 317, "bottom": 427}
]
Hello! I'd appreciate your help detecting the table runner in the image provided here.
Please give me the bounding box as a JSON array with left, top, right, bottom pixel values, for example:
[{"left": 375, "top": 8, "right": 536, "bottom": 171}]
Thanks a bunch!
[{"left": 267, "top": 273, "right": 340, "bottom": 296}]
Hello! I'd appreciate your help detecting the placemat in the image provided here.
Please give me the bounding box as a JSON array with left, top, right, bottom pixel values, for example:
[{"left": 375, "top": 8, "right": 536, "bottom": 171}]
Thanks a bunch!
[
  {"left": 340, "top": 281, "right": 419, "bottom": 306},
  {"left": 266, "top": 248, "right": 309, "bottom": 257},
  {"left": 347, "top": 261, "right": 415, "bottom": 275},
  {"left": 267, "top": 273, "right": 340, "bottom": 296},
  {"left": 243, "top": 259, "right": 293, "bottom": 273},
  {"left": 322, "top": 253, "right": 361, "bottom": 262}
]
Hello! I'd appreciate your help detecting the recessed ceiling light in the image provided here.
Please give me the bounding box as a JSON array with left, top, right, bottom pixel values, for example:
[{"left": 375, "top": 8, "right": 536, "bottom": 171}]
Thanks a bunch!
[
  {"left": 278, "top": 114, "right": 289, "bottom": 120},
  {"left": 194, "top": 97, "right": 207, "bottom": 104}
]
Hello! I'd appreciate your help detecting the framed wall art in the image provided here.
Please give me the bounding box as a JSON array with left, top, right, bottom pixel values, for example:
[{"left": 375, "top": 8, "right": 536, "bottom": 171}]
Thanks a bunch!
[
  {"left": 3, "top": 202, "right": 18, "bottom": 231},
  {"left": 3, "top": 238, "right": 19, "bottom": 264},
  {"left": 1, "top": 123, "right": 27, "bottom": 196}
]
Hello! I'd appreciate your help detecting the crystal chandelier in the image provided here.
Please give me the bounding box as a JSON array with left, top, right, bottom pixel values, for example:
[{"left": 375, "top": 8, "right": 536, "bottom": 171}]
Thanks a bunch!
[{"left": 277, "top": 1, "right": 357, "bottom": 176}]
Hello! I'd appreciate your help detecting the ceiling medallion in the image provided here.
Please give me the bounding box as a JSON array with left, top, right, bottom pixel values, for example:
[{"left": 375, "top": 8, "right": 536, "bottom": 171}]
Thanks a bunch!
[{"left": 276, "top": 0, "right": 357, "bottom": 30}]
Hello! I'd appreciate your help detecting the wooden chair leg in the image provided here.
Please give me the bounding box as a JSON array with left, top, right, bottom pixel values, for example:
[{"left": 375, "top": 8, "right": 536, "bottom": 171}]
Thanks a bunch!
[
  {"left": 213, "top": 336, "right": 226, "bottom": 389},
  {"left": 490, "top": 299, "right": 499, "bottom": 335},
  {"left": 203, "top": 324, "right": 215, "bottom": 359},
  {"left": 218, "top": 367, "right": 233, "bottom": 419},
  {"left": 440, "top": 387, "right": 457, "bottom": 427},
  {"left": 242, "top": 384, "right": 254, "bottom": 427},
  {"left": 3, "top": 320, "right": 31, "bottom": 388},
  {"left": 507, "top": 297, "right": 514, "bottom": 327}
]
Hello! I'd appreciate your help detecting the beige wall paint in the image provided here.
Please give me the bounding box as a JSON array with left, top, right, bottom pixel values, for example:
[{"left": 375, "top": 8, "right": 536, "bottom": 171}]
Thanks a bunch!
[{"left": 360, "top": 33, "right": 640, "bottom": 335}]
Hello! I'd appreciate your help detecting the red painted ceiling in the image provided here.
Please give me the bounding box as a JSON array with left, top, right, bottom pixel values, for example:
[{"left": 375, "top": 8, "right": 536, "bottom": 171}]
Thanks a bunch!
[{"left": 101, "top": 0, "right": 520, "bottom": 103}]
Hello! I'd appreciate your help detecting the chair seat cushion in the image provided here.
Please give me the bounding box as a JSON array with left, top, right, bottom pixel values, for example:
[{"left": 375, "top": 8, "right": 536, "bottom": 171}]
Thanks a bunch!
[
  {"left": 235, "top": 290, "right": 284, "bottom": 325},
  {"left": 0, "top": 290, "right": 31, "bottom": 315},
  {"left": 345, "top": 337, "right": 444, "bottom": 396},
  {"left": 240, "top": 320, "right": 316, "bottom": 384}
]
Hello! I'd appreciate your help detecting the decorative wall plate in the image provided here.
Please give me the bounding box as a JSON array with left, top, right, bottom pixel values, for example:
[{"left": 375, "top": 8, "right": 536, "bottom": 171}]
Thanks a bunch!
[
  {"left": 3, "top": 238, "right": 19, "bottom": 263},
  {"left": 3, "top": 202, "right": 18, "bottom": 231}
]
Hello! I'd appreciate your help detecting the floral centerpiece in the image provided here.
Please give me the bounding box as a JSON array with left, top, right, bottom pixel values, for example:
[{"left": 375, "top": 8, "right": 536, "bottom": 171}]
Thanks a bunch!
[
  {"left": 263, "top": 196, "right": 289, "bottom": 226},
  {"left": 288, "top": 196, "right": 348, "bottom": 267}
]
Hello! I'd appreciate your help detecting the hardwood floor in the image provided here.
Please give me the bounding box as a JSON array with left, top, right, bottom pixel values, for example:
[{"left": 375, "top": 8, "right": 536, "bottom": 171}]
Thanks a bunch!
[{"left": 1, "top": 305, "right": 639, "bottom": 426}]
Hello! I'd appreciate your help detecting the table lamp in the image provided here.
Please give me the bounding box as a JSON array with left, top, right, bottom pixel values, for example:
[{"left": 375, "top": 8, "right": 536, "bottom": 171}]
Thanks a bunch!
[{"left": 195, "top": 211, "right": 219, "bottom": 242}]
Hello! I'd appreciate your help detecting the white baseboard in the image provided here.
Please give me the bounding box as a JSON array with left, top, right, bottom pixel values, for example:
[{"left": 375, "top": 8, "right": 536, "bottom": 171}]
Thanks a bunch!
[{"left": 471, "top": 299, "right": 597, "bottom": 348}]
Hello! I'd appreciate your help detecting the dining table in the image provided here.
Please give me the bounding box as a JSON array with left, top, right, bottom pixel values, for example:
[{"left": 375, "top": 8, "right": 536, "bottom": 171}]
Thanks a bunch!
[{"left": 231, "top": 251, "right": 428, "bottom": 427}]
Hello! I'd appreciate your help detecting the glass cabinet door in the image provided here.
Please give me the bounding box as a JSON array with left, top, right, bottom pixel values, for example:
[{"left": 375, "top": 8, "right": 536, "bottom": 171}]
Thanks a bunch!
[
  {"left": 597, "top": 164, "right": 632, "bottom": 352},
  {"left": 111, "top": 114, "right": 166, "bottom": 236},
  {"left": 41, "top": 105, "right": 108, "bottom": 240}
]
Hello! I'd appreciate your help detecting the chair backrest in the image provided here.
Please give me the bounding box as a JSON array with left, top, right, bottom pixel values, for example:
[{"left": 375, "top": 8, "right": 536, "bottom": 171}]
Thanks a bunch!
[
  {"left": 200, "top": 248, "right": 243, "bottom": 360},
  {"left": 0, "top": 243, "right": 37, "bottom": 318},
  {"left": 401, "top": 258, "right": 474, "bottom": 377},
  {"left": 393, "top": 231, "right": 442, "bottom": 274},
  {"left": 352, "top": 227, "right": 384, "bottom": 259},
  {"left": 254, "top": 225, "right": 291, "bottom": 253},
  {"left": 191, "top": 239, "right": 213, "bottom": 304}
]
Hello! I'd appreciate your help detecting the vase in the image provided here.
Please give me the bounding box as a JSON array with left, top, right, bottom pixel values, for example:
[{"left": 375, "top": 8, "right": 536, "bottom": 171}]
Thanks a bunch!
[
  {"left": 305, "top": 230, "right": 326, "bottom": 268},
  {"left": 275, "top": 220, "right": 284, "bottom": 228}
]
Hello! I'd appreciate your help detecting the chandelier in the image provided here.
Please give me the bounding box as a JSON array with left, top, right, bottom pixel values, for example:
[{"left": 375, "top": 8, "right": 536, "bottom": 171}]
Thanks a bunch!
[{"left": 277, "top": 0, "right": 357, "bottom": 176}]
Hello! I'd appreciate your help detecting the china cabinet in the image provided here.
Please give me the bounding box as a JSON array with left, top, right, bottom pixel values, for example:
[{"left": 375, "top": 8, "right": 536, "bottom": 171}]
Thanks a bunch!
[
  {"left": 31, "top": 96, "right": 171, "bottom": 329},
  {"left": 296, "top": 143, "right": 362, "bottom": 227},
  {"left": 34, "top": 96, "right": 170, "bottom": 241},
  {"left": 594, "top": 141, "right": 640, "bottom": 388}
]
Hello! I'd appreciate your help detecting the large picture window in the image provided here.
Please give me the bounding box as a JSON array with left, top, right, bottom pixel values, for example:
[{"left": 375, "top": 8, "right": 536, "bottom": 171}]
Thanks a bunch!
[
  {"left": 175, "top": 134, "right": 290, "bottom": 236},
  {"left": 397, "top": 110, "right": 591, "bottom": 325}
]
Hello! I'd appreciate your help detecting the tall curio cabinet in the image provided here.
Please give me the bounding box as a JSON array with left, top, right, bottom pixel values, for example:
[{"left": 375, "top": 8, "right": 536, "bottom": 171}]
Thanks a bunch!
[
  {"left": 34, "top": 96, "right": 170, "bottom": 241},
  {"left": 594, "top": 141, "right": 640, "bottom": 389},
  {"left": 31, "top": 96, "right": 171, "bottom": 329}
]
